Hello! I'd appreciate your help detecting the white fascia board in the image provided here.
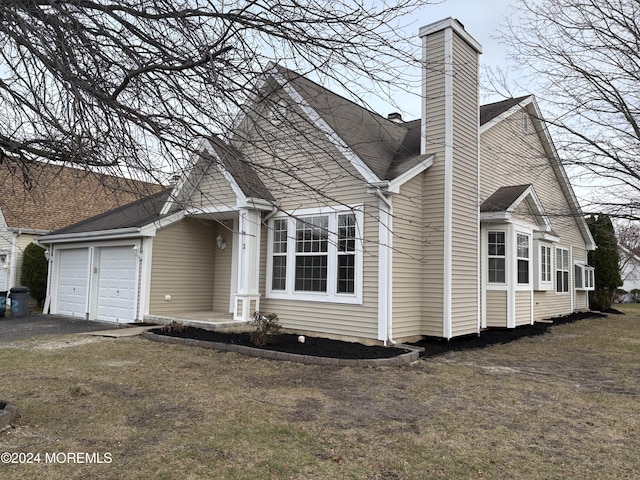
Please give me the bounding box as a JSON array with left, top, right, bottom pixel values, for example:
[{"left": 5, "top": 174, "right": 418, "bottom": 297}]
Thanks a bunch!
[
  {"left": 480, "top": 211, "right": 511, "bottom": 222},
  {"left": 526, "top": 99, "right": 596, "bottom": 250},
  {"left": 201, "top": 141, "right": 250, "bottom": 207},
  {"left": 140, "top": 210, "right": 185, "bottom": 236},
  {"left": 240, "top": 197, "right": 275, "bottom": 211},
  {"left": 37, "top": 227, "right": 142, "bottom": 244},
  {"left": 271, "top": 71, "right": 381, "bottom": 185},
  {"left": 160, "top": 137, "right": 210, "bottom": 216},
  {"left": 479, "top": 95, "right": 533, "bottom": 135},
  {"left": 507, "top": 185, "right": 554, "bottom": 232},
  {"left": 534, "top": 231, "right": 561, "bottom": 243},
  {"left": 388, "top": 155, "right": 435, "bottom": 193}
]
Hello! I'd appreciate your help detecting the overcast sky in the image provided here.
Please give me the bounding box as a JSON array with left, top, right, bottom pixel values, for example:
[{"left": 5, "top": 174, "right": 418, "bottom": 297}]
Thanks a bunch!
[{"left": 367, "top": 0, "right": 521, "bottom": 119}]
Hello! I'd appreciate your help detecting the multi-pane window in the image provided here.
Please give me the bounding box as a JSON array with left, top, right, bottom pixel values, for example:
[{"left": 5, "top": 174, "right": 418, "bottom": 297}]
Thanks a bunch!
[
  {"left": 540, "top": 244, "right": 552, "bottom": 284},
  {"left": 337, "top": 214, "right": 356, "bottom": 294},
  {"left": 295, "top": 216, "right": 328, "bottom": 292},
  {"left": 271, "top": 219, "right": 288, "bottom": 291},
  {"left": 575, "top": 264, "right": 595, "bottom": 291},
  {"left": 488, "top": 231, "right": 506, "bottom": 283},
  {"left": 517, "top": 234, "right": 530, "bottom": 284},
  {"left": 556, "top": 248, "right": 570, "bottom": 293},
  {"left": 269, "top": 210, "right": 361, "bottom": 302}
]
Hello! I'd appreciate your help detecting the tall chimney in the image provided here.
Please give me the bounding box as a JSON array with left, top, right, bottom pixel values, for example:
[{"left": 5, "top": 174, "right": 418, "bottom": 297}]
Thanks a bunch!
[{"left": 418, "top": 18, "right": 482, "bottom": 339}]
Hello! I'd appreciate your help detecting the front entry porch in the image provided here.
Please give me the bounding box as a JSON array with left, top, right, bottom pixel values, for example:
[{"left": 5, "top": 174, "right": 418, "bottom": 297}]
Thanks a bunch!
[{"left": 144, "top": 310, "right": 251, "bottom": 332}]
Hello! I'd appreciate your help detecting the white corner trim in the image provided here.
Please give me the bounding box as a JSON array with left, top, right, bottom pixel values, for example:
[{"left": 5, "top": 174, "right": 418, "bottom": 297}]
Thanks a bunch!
[
  {"left": 271, "top": 71, "right": 381, "bottom": 185},
  {"left": 442, "top": 26, "right": 454, "bottom": 340}
]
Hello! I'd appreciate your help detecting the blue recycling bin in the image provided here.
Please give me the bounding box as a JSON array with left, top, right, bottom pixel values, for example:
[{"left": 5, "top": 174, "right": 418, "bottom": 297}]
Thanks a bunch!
[
  {"left": 9, "top": 287, "right": 29, "bottom": 317},
  {"left": 0, "top": 291, "right": 6, "bottom": 318}
]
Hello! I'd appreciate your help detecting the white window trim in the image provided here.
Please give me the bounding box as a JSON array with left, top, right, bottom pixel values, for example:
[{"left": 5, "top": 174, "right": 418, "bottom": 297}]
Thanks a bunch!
[
  {"left": 516, "top": 233, "right": 531, "bottom": 287},
  {"left": 556, "top": 247, "right": 570, "bottom": 295},
  {"left": 486, "top": 229, "right": 508, "bottom": 288},
  {"left": 534, "top": 242, "right": 554, "bottom": 291},
  {"left": 266, "top": 205, "right": 364, "bottom": 304},
  {"left": 574, "top": 262, "right": 595, "bottom": 291}
]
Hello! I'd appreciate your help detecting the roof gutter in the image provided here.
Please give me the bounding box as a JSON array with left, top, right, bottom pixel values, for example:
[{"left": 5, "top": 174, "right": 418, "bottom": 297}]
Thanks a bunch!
[{"left": 37, "top": 227, "right": 143, "bottom": 244}]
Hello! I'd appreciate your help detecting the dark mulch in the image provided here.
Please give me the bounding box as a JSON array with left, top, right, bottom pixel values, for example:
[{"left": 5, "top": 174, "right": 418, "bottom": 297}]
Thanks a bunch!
[
  {"left": 414, "top": 311, "right": 607, "bottom": 358},
  {"left": 150, "top": 327, "right": 410, "bottom": 359},
  {"left": 151, "top": 311, "right": 607, "bottom": 361}
]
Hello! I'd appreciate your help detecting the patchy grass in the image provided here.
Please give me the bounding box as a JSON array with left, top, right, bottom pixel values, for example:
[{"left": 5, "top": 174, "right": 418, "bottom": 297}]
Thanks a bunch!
[{"left": 1, "top": 313, "right": 639, "bottom": 479}]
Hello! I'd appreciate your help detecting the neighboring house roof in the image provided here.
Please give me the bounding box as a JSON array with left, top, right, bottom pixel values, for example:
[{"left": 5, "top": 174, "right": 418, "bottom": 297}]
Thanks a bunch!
[
  {"left": 48, "top": 189, "right": 172, "bottom": 235},
  {"left": 0, "top": 158, "right": 164, "bottom": 232}
]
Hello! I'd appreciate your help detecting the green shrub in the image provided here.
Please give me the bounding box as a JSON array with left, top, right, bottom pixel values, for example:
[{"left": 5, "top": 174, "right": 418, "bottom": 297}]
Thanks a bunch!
[
  {"left": 249, "top": 312, "right": 281, "bottom": 346},
  {"left": 20, "top": 242, "right": 48, "bottom": 306}
]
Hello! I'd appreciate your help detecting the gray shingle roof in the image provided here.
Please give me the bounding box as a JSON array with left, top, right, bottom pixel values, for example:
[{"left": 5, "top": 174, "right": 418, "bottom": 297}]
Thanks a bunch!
[
  {"left": 207, "top": 139, "right": 276, "bottom": 203},
  {"left": 276, "top": 66, "right": 531, "bottom": 182},
  {"left": 480, "top": 96, "right": 531, "bottom": 126},
  {"left": 480, "top": 185, "right": 532, "bottom": 212},
  {"left": 49, "top": 189, "right": 172, "bottom": 234}
]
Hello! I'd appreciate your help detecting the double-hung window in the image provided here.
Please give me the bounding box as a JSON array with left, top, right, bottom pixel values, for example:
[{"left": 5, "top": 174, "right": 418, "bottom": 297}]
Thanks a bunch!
[
  {"left": 268, "top": 208, "right": 362, "bottom": 303},
  {"left": 488, "top": 231, "right": 506, "bottom": 284},
  {"left": 517, "top": 234, "right": 530, "bottom": 284},
  {"left": 556, "top": 248, "right": 570, "bottom": 293},
  {"left": 540, "top": 244, "right": 552, "bottom": 284}
]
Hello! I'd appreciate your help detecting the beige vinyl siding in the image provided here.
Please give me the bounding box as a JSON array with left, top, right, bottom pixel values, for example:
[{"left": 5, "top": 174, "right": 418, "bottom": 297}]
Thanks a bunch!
[
  {"left": 148, "top": 218, "right": 217, "bottom": 314},
  {"left": 192, "top": 165, "right": 238, "bottom": 210},
  {"left": 512, "top": 201, "right": 538, "bottom": 226},
  {"left": 515, "top": 290, "right": 532, "bottom": 326},
  {"left": 480, "top": 110, "right": 589, "bottom": 319},
  {"left": 246, "top": 99, "right": 380, "bottom": 341},
  {"left": 392, "top": 175, "right": 425, "bottom": 339},
  {"left": 211, "top": 220, "right": 234, "bottom": 313},
  {"left": 421, "top": 29, "right": 446, "bottom": 337},
  {"left": 259, "top": 204, "right": 380, "bottom": 341},
  {"left": 450, "top": 33, "right": 480, "bottom": 337},
  {"left": 486, "top": 290, "right": 507, "bottom": 327}
]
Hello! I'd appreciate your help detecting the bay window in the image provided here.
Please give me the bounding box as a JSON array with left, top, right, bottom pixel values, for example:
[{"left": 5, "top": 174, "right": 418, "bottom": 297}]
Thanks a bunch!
[
  {"left": 517, "top": 233, "right": 530, "bottom": 284},
  {"left": 488, "top": 231, "right": 506, "bottom": 284},
  {"left": 267, "top": 208, "right": 362, "bottom": 303}
]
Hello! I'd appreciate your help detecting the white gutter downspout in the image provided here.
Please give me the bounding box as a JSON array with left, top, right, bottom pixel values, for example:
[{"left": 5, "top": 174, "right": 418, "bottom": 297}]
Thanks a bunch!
[
  {"left": 373, "top": 187, "right": 396, "bottom": 346},
  {"left": 9, "top": 230, "right": 20, "bottom": 291}
]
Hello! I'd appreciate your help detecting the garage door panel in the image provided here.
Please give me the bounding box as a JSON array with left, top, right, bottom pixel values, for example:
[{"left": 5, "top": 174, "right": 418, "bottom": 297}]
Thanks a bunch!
[
  {"left": 56, "top": 249, "right": 89, "bottom": 318},
  {"left": 97, "top": 246, "right": 136, "bottom": 323}
]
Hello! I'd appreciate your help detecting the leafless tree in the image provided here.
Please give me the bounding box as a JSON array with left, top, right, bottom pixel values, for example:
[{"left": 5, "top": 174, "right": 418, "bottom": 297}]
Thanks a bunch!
[
  {"left": 0, "top": 0, "right": 425, "bottom": 189},
  {"left": 501, "top": 0, "right": 640, "bottom": 220}
]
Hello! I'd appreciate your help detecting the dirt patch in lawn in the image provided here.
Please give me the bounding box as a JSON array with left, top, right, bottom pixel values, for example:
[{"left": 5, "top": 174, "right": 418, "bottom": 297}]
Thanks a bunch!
[{"left": 1, "top": 310, "right": 638, "bottom": 480}]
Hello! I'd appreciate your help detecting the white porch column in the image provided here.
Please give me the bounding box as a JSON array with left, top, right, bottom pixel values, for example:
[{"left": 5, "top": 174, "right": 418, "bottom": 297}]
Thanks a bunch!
[{"left": 234, "top": 209, "right": 261, "bottom": 321}]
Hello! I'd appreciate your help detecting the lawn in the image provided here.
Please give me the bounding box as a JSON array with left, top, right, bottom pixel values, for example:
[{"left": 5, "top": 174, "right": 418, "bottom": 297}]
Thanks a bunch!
[{"left": 1, "top": 312, "right": 639, "bottom": 479}]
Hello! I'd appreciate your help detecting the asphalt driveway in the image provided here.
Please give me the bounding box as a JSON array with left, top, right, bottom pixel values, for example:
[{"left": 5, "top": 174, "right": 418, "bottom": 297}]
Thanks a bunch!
[{"left": 0, "top": 313, "right": 134, "bottom": 342}]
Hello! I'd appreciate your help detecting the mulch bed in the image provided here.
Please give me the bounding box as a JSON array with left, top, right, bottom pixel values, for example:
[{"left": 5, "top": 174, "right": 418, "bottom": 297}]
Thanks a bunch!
[
  {"left": 150, "top": 311, "right": 608, "bottom": 360},
  {"left": 150, "top": 327, "right": 410, "bottom": 359}
]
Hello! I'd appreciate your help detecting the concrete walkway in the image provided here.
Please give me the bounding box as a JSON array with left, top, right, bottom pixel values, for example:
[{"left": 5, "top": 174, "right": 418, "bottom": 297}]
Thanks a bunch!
[{"left": 0, "top": 313, "right": 142, "bottom": 342}]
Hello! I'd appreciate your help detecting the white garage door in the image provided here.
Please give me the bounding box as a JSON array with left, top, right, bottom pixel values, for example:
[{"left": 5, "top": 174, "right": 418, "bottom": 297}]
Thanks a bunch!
[
  {"left": 57, "top": 248, "right": 89, "bottom": 318},
  {"left": 96, "top": 246, "right": 137, "bottom": 323}
]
